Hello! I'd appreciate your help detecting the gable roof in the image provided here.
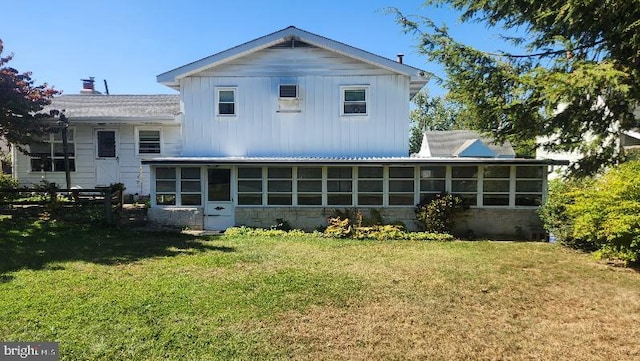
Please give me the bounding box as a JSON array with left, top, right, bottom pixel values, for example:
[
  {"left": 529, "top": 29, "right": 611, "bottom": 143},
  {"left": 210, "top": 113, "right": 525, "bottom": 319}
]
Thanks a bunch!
[
  {"left": 45, "top": 95, "right": 180, "bottom": 122},
  {"left": 157, "top": 26, "right": 430, "bottom": 96},
  {"left": 417, "top": 130, "right": 515, "bottom": 158},
  {"left": 453, "top": 139, "right": 497, "bottom": 157}
]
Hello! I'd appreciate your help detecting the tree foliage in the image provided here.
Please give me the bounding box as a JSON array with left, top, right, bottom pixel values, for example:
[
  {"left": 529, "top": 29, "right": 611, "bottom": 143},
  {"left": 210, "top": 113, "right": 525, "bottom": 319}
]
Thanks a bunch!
[
  {"left": 0, "top": 39, "right": 59, "bottom": 152},
  {"left": 391, "top": 1, "right": 640, "bottom": 176},
  {"left": 409, "top": 89, "right": 460, "bottom": 154},
  {"left": 540, "top": 161, "right": 640, "bottom": 265}
]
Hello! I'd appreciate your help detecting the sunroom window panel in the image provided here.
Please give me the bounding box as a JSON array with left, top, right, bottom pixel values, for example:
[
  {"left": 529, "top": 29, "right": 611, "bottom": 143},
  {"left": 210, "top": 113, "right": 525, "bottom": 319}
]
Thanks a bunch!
[
  {"left": 420, "top": 166, "right": 446, "bottom": 179},
  {"left": 268, "top": 195, "right": 292, "bottom": 205},
  {"left": 389, "top": 194, "right": 415, "bottom": 206},
  {"left": 268, "top": 180, "right": 292, "bottom": 192},
  {"left": 328, "top": 194, "right": 352, "bottom": 206},
  {"left": 483, "top": 180, "right": 510, "bottom": 193},
  {"left": 516, "top": 195, "right": 542, "bottom": 206},
  {"left": 452, "top": 166, "right": 478, "bottom": 178},
  {"left": 452, "top": 180, "right": 477, "bottom": 193},
  {"left": 389, "top": 167, "right": 414, "bottom": 178},
  {"left": 516, "top": 166, "right": 544, "bottom": 178},
  {"left": 238, "top": 180, "right": 262, "bottom": 193},
  {"left": 298, "top": 180, "right": 322, "bottom": 192},
  {"left": 389, "top": 180, "right": 414, "bottom": 192},
  {"left": 298, "top": 194, "right": 322, "bottom": 205},
  {"left": 298, "top": 167, "right": 322, "bottom": 179},
  {"left": 516, "top": 180, "right": 543, "bottom": 193},
  {"left": 238, "top": 167, "right": 262, "bottom": 179},
  {"left": 358, "top": 180, "right": 383, "bottom": 192},
  {"left": 327, "top": 180, "right": 352, "bottom": 192},
  {"left": 237, "top": 167, "right": 263, "bottom": 206},
  {"left": 483, "top": 195, "right": 510, "bottom": 206},
  {"left": 420, "top": 180, "right": 445, "bottom": 192},
  {"left": 359, "top": 167, "right": 383, "bottom": 178},
  {"left": 483, "top": 166, "right": 510, "bottom": 178},
  {"left": 358, "top": 194, "right": 383, "bottom": 206}
]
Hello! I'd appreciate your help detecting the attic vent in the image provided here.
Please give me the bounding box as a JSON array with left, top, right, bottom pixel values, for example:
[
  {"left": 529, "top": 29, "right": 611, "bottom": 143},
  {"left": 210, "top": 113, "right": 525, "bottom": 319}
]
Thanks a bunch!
[{"left": 279, "top": 85, "right": 298, "bottom": 98}]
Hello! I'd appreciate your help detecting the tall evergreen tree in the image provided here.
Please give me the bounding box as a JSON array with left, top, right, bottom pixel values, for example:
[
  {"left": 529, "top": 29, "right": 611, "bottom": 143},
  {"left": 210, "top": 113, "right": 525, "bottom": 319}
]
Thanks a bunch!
[{"left": 391, "top": 1, "right": 640, "bottom": 175}]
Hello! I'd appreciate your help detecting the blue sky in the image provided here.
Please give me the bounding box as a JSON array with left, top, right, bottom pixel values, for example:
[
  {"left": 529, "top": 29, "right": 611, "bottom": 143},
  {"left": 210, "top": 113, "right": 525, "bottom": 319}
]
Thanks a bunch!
[{"left": 1, "top": 0, "right": 507, "bottom": 96}]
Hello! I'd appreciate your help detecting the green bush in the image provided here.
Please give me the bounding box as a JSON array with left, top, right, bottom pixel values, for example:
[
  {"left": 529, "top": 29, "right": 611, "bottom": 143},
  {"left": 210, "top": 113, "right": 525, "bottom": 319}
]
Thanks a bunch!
[
  {"left": 0, "top": 174, "right": 18, "bottom": 202},
  {"left": 541, "top": 161, "right": 640, "bottom": 265},
  {"left": 415, "top": 193, "right": 467, "bottom": 233}
]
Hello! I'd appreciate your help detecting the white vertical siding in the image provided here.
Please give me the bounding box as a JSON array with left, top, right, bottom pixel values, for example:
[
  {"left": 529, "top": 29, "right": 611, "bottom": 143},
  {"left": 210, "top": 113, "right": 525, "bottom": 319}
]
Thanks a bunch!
[
  {"left": 181, "top": 73, "right": 410, "bottom": 157},
  {"left": 14, "top": 123, "right": 181, "bottom": 195},
  {"left": 179, "top": 46, "right": 412, "bottom": 158}
]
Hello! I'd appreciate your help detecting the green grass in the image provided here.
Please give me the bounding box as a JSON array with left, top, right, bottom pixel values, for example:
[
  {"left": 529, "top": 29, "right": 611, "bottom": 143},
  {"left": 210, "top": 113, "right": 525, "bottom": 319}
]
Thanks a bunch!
[{"left": 1, "top": 216, "right": 639, "bottom": 360}]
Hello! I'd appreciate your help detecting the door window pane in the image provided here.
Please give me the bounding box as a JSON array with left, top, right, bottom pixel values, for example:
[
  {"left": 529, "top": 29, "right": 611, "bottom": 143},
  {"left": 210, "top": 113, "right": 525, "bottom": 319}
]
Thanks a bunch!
[
  {"left": 208, "top": 169, "right": 231, "bottom": 202},
  {"left": 97, "top": 131, "right": 116, "bottom": 158}
]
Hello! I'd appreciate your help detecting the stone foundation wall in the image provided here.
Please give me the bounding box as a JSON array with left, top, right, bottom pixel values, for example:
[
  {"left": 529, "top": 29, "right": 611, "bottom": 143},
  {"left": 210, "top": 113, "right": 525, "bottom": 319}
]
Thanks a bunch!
[
  {"left": 148, "top": 207, "right": 204, "bottom": 230},
  {"left": 235, "top": 206, "right": 544, "bottom": 240},
  {"left": 147, "top": 206, "right": 545, "bottom": 240}
]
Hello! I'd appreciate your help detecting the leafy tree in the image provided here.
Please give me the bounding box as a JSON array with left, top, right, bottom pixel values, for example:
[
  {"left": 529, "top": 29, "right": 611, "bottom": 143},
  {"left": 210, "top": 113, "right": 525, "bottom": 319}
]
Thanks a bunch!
[
  {"left": 409, "top": 89, "right": 459, "bottom": 154},
  {"left": 0, "top": 39, "right": 59, "bottom": 153},
  {"left": 391, "top": 1, "right": 640, "bottom": 176}
]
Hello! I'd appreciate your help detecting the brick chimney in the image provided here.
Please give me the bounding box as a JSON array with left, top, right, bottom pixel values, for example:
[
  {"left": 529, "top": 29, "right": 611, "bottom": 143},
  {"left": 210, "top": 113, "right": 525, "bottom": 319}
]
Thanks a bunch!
[{"left": 80, "top": 77, "right": 102, "bottom": 95}]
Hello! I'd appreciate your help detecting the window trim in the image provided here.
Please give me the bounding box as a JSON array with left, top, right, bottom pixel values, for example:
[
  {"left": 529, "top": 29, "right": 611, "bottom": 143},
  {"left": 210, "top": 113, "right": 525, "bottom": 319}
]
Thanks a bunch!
[
  {"left": 340, "top": 85, "right": 369, "bottom": 116},
  {"left": 216, "top": 87, "right": 238, "bottom": 117},
  {"left": 135, "top": 127, "right": 163, "bottom": 156}
]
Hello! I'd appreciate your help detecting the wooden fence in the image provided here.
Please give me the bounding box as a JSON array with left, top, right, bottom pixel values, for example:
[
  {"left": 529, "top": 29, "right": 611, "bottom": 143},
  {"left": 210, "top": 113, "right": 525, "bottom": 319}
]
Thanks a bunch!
[{"left": 0, "top": 185, "right": 124, "bottom": 225}]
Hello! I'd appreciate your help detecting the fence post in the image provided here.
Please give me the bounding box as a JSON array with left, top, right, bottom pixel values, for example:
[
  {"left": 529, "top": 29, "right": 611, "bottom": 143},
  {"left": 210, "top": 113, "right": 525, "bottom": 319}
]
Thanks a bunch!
[{"left": 104, "top": 187, "right": 113, "bottom": 225}]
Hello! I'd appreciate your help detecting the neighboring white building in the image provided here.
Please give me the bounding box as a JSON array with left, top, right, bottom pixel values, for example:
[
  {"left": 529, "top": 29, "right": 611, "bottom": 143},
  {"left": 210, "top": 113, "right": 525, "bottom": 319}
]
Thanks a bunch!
[{"left": 13, "top": 26, "right": 563, "bottom": 239}]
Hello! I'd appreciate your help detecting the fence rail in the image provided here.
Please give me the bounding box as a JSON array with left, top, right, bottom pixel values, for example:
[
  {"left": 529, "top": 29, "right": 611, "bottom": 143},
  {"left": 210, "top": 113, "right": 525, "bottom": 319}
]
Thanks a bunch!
[{"left": 0, "top": 185, "right": 124, "bottom": 225}]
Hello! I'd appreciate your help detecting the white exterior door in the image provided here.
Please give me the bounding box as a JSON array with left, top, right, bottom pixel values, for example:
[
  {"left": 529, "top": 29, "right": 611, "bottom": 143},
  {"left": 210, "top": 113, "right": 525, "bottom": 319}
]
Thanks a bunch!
[
  {"left": 205, "top": 168, "right": 235, "bottom": 230},
  {"left": 95, "top": 130, "right": 119, "bottom": 186}
]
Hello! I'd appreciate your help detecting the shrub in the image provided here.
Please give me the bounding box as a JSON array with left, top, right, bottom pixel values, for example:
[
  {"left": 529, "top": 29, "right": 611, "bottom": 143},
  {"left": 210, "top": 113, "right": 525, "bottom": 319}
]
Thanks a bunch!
[
  {"left": 568, "top": 161, "right": 640, "bottom": 264},
  {"left": 324, "top": 217, "right": 353, "bottom": 238},
  {"left": 415, "top": 193, "right": 467, "bottom": 233},
  {"left": 0, "top": 174, "right": 18, "bottom": 202},
  {"left": 542, "top": 161, "right": 640, "bottom": 265},
  {"left": 539, "top": 177, "right": 596, "bottom": 249}
]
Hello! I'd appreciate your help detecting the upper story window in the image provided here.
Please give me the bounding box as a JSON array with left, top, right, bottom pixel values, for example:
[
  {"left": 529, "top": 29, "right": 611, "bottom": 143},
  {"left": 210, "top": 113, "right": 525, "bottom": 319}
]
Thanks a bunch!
[
  {"left": 30, "top": 129, "right": 76, "bottom": 172},
  {"left": 279, "top": 84, "right": 298, "bottom": 99},
  {"left": 216, "top": 87, "right": 236, "bottom": 116},
  {"left": 341, "top": 86, "right": 368, "bottom": 116},
  {"left": 137, "top": 128, "right": 162, "bottom": 155}
]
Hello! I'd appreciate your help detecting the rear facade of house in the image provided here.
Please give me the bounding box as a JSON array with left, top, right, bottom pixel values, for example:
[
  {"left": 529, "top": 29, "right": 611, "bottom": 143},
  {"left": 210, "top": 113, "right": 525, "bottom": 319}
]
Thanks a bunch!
[{"left": 142, "top": 26, "right": 556, "bottom": 239}]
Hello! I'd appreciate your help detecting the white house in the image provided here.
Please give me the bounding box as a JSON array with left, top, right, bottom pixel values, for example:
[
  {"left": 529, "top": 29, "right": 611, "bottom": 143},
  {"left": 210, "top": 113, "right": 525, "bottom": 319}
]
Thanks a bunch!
[
  {"left": 12, "top": 89, "right": 181, "bottom": 196},
  {"left": 137, "top": 26, "right": 561, "bottom": 239},
  {"left": 10, "top": 26, "right": 564, "bottom": 238}
]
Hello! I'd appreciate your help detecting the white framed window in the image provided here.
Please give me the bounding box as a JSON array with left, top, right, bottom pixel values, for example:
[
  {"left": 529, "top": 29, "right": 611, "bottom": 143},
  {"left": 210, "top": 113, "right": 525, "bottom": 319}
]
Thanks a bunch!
[
  {"left": 237, "top": 167, "right": 263, "bottom": 205},
  {"left": 419, "top": 166, "right": 446, "bottom": 203},
  {"left": 279, "top": 84, "right": 298, "bottom": 99},
  {"left": 327, "top": 166, "right": 353, "bottom": 206},
  {"left": 515, "top": 166, "right": 544, "bottom": 206},
  {"left": 30, "top": 129, "right": 76, "bottom": 172},
  {"left": 388, "top": 167, "right": 416, "bottom": 206},
  {"left": 155, "top": 167, "right": 177, "bottom": 205},
  {"left": 216, "top": 87, "right": 237, "bottom": 116},
  {"left": 155, "top": 166, "right": 202, "bottom": 206},
  {"left": 136, "top": 128, "right": 162, "bottom": 155},
  {"left": 451, "top": 166, "right": 478, "bottom": 206},
  {"left": 482, "top": 166, "right": 511, "bottom": 206},
  {"left": 267, "top": 167, "right": 293, "bottom": 205},
  {"left": 357, "top": 166, "right": 383, "bottom": 206},
  {"left": 341, "top": 86, "right": 369, "bottom": 116},
  {"left": 297, "top": 167, "right": 323, "bottom": 206}
]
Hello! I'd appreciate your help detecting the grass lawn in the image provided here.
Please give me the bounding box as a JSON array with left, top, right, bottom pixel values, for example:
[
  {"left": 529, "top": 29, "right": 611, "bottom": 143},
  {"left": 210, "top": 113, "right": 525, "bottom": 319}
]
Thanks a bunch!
[{"left": 1, "top": 216, "right": 639, "bottom": 360}]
